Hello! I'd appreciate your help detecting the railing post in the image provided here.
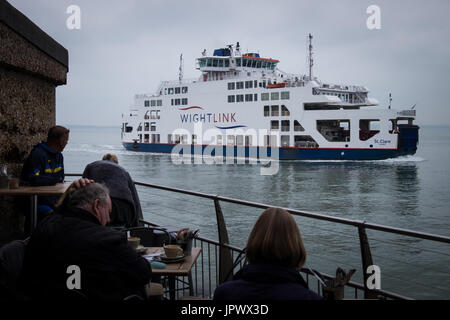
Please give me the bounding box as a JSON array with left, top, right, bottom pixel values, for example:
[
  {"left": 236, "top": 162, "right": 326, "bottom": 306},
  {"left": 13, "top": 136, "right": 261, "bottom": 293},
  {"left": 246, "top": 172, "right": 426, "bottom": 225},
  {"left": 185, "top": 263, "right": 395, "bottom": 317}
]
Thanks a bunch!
[
  {"left": 214, "top": 198, "right": 233, "bottom": 284},
  {"left": 358, "top": 224, "right": 378, "bottom": 299}
]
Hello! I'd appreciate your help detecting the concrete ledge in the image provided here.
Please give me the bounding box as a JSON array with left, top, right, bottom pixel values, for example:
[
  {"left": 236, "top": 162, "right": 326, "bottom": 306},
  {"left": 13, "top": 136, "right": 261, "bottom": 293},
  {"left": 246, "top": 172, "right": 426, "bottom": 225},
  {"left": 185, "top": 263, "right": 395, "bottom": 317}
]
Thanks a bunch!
[{"left": 0, "top": 0, "right": 68, "bottom": 69}]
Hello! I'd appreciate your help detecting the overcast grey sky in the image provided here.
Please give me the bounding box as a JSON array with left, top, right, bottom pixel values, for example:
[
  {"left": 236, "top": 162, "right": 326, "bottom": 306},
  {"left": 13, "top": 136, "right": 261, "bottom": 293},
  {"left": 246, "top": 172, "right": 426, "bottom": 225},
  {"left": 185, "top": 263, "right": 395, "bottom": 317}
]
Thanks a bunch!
[{"left": 9, "top": 0, "right": 450, "bottom": 126}]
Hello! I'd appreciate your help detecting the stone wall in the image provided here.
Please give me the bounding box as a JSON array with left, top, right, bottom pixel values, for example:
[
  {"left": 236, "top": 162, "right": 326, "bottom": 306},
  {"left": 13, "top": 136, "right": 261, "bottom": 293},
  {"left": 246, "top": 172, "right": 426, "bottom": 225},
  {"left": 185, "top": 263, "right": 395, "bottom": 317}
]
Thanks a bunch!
[{"left": 0, "top": 0, "right": 68, "bottom": 243}]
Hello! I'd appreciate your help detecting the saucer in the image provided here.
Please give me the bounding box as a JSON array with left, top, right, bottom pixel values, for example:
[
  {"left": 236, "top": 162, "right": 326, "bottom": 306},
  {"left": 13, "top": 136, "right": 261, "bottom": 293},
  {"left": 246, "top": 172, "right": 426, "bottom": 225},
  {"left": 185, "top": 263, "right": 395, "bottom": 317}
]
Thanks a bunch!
[
  {"left": 135, "top": 246, "right": 147, "bottom": 254},
  {"left": 154, "top": 253, "right": 185, "bottom": 263}
]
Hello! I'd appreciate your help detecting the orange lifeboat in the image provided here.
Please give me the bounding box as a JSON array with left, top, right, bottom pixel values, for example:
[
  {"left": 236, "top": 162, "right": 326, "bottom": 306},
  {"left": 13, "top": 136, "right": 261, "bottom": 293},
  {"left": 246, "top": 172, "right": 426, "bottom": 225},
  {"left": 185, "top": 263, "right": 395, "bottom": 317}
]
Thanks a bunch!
[{"left": 267, "top": 82, "right": 286, "bottom": 89}]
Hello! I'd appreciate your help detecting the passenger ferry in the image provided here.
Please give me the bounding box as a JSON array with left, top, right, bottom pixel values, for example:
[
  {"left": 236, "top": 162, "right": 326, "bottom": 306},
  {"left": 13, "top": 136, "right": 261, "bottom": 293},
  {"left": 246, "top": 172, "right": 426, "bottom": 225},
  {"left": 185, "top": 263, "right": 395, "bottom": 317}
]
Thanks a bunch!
[{"left": 121, "top": 36, "right": 419, "bottom": 160}]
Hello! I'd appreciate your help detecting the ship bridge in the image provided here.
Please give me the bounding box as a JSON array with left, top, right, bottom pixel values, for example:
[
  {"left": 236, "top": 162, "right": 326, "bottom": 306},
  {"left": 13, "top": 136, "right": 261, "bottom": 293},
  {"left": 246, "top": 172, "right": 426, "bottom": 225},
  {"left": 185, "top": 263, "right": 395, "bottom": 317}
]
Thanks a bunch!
[{"left": 196, "top": 44, "right": 279, "bottom": 74}]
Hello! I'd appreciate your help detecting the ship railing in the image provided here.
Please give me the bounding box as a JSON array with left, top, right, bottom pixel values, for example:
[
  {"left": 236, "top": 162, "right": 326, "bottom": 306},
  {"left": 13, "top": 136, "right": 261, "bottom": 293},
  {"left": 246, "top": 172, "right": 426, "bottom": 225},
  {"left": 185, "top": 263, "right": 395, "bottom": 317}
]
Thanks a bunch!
[
  {"left": 65, "top": 174, "right": 450, "bottom": 300},
  {"left": 160, "top": 78, "right": 200, "bottom": 86},
  {"left": 397, "top": 110, "right": 416, "bottom": 117}
]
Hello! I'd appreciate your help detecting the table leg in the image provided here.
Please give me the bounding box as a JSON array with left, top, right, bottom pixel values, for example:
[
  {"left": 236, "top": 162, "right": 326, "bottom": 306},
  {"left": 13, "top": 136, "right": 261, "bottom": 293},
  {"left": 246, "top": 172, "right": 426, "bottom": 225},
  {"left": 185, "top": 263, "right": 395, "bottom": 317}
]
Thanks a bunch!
[
  {"left": 168, "top": 275, "right": 176, "bottom": 300},
  {"left": 30, "top": 195, "right": 37, "bottom": 233}
]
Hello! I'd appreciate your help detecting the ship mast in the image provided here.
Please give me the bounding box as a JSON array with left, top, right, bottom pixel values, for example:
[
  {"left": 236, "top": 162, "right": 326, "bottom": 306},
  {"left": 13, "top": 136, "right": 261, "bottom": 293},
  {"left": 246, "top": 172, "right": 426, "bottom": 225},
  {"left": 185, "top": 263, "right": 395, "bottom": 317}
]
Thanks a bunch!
[
  {"left": 308, "top": 33, "right": 314, "bottom": 80},
  {"left": 179, "top": 53, "right": 184, "bottom": 83}
]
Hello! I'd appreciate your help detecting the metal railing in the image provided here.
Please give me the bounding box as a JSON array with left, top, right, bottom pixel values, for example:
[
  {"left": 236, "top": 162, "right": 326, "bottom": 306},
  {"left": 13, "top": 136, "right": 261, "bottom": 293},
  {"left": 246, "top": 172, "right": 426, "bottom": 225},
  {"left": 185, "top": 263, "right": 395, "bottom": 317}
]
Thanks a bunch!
[{"left": 66, "top": 174, "right": 450, "bottom": 300}]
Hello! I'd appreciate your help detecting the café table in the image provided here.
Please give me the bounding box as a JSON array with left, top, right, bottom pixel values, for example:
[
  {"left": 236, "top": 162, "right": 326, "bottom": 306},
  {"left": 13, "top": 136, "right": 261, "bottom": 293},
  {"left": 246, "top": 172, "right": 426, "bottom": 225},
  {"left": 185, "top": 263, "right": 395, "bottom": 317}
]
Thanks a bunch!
[
  {"left": 145, "top": 247, "right": 202, "bottom": 300},
  {"left": 0, "top": 182, "right": 71, "bottom": 233}
]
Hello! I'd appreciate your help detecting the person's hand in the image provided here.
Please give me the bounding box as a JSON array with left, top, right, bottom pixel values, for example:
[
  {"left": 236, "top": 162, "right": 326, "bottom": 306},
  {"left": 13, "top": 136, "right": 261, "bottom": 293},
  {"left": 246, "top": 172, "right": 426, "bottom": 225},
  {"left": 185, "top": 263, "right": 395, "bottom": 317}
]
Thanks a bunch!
[
  {"left": 56, "top": 178, "right": 94, "bottom": 208},
  {"left": 68, "top": 178, "right": 94, "bottom": 192}
]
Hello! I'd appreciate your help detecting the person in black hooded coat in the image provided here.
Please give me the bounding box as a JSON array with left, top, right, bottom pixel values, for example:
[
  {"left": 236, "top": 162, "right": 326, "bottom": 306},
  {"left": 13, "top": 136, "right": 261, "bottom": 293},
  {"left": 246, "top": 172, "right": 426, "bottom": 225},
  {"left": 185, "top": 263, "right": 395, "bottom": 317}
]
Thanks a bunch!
[
  {"left": 82, "top": 154, "right": 143, "bottom": 228},
  {"left": 213, "top": 207, "right": 321, "bottom": 300}
]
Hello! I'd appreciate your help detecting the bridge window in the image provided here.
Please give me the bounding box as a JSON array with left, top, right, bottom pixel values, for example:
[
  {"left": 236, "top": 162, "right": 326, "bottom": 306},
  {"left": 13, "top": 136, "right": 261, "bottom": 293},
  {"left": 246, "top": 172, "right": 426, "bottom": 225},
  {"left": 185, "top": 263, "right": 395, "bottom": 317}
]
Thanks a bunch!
[
  {"left": 218, "top": 59, "right": 223, "bottom": 67},
  {"left": 213, "top": 59, "right": 218, "bottom": 67},
  {"left": 207, "top": 59, "right": 212, "bottom": 67},
  {"left": 236, "top": 58, "right": 241, "bottom": 67}
]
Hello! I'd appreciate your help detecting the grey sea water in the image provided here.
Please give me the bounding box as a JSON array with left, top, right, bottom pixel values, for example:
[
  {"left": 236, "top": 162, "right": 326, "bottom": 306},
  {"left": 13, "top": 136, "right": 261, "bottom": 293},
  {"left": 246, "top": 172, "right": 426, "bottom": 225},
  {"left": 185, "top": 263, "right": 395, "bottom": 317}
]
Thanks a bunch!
[{"left": 64, "top": 125, "right": 450, "bottom": 299}]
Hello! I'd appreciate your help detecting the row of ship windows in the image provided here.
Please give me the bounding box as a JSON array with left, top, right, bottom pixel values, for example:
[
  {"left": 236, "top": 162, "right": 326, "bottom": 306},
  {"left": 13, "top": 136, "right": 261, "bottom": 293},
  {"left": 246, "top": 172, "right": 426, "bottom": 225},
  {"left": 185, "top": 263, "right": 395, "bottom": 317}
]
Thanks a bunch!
[
  {"left": 227, "top": 94, "right": 258, "bottom": 103},
  {"left": 171, "top": 98, "right": 189, "bottom": 106},
  {"left": 165, "top": 87, "right": 188, "bottom": 95},
  {"left": 144, "top": 100, "right": 162, "bottom": 107},
  {"left": 227, "top": 92, "right": 290, "bottom": 103},
  {"left": 137, "top": 122, "right": 157, "bottom": 132},
  {"left": 138, "top": 134, "right": 160, "bottom": 143},
  {"left": 269, "top": 120, "right": 305, "bottom": 132},
  {"left": 167, "top": 134, "right": 304, "bottom": 147},
  {"left": 198, "top": 58, "right": 276, "bottom": 70},
  {"left": 264, "top": 105, "right": 290, "bottom": 117}
]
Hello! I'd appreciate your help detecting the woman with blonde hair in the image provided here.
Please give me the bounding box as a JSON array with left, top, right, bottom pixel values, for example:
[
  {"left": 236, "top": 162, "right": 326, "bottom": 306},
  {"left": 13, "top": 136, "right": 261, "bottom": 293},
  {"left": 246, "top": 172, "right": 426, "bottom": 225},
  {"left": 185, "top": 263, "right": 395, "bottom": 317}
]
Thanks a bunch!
[{"left": 214, "top": 207, "right": 321, "bottom": 300}]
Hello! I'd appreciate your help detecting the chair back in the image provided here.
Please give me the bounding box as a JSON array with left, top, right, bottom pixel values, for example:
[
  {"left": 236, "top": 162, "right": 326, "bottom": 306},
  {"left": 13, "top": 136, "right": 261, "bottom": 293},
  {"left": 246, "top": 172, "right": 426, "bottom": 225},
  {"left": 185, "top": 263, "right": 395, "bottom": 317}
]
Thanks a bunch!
[
  {"left": 124, "top": 227, "right": 172, "bottom": 247},
  {"left": 0, "top": 240, "right": 27, "bottom": 300}
]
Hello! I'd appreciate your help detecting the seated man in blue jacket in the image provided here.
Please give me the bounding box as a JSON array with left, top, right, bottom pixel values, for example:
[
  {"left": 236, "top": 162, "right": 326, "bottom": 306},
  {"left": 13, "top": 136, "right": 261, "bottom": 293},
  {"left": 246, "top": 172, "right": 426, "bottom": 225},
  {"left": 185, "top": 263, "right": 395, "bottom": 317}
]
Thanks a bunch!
[{"left": 20, "top": 125, "right": 70, "bottom": 217}]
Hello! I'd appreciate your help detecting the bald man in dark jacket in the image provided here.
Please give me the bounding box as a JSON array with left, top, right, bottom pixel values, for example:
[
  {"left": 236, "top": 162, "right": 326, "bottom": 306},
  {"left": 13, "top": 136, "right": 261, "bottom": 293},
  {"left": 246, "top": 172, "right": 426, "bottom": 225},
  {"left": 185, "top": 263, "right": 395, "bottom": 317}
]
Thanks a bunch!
[{"left": 20, "top": 182, "right": 151, "bottom": 300}]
